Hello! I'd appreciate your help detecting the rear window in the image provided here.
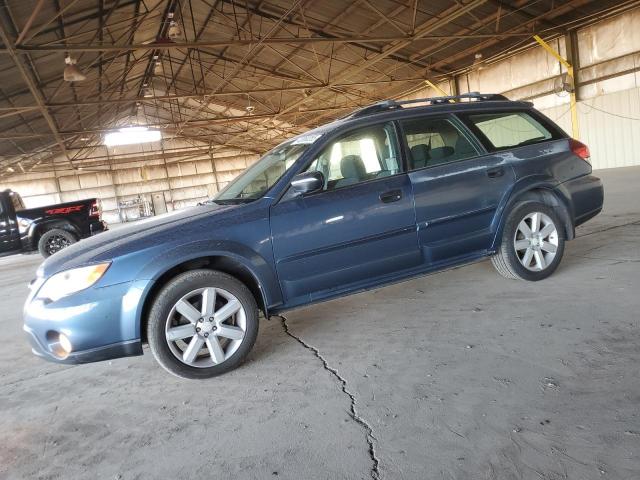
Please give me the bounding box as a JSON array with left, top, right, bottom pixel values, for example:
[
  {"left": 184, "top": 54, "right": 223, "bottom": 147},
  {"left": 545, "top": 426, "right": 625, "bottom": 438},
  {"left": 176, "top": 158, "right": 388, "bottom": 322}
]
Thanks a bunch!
[
  {"left": 9, "top": 192, "right": 24, "bottom": 211},
  {"left": 462, "top": 111, "right": 558, "bottom": 151}
]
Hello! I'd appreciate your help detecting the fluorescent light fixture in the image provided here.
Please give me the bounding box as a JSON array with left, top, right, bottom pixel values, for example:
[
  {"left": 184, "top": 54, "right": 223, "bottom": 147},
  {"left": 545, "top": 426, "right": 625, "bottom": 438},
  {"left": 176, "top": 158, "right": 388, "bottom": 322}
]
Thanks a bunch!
[{"left": 104, "top": 127, "right": 161, "bottom": 147}]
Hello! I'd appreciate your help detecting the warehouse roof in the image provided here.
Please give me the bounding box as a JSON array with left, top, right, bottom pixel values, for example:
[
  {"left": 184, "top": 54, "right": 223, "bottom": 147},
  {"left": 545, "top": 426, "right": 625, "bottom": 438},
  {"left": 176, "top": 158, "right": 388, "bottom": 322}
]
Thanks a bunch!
[{"left": 0, "top": 0, "right": 635, "bottom": 175}]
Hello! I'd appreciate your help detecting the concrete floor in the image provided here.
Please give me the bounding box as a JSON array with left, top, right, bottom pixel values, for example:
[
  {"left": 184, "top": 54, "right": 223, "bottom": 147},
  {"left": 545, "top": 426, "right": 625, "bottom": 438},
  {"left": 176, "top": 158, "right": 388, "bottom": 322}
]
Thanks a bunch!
[{"left": 1, "top": 167, "right": 639, "bottom": 480}]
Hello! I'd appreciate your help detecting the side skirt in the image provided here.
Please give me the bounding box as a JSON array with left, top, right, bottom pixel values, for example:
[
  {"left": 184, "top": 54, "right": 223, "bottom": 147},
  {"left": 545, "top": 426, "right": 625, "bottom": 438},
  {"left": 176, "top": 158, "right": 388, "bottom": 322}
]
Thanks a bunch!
[{"left": 271, "top": 250, "right": 491, "bottom": 314}]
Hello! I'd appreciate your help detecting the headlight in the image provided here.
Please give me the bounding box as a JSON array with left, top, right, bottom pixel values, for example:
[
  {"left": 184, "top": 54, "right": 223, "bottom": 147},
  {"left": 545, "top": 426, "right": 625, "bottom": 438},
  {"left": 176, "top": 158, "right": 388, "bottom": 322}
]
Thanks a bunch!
[
  {"left": 18, "top": 218, "right": 32, "bottom": 234},
  {"left": 37, "top": 263, "right": 111, "bottom": 302}
]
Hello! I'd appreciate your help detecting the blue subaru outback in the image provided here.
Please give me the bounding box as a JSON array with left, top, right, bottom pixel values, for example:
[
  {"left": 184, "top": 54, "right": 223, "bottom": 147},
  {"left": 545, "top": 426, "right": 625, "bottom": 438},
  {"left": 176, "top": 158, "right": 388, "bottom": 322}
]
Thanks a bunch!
[{"left": 23, "top": 93, "right": 604, "bottom": 379}]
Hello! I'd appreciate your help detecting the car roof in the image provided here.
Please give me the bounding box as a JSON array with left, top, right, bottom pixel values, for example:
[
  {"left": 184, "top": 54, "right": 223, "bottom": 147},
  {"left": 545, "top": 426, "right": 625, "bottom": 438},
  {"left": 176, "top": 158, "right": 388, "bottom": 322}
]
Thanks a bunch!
[{"left": 286, "top": 93, "right": 535, "bottom": 145}]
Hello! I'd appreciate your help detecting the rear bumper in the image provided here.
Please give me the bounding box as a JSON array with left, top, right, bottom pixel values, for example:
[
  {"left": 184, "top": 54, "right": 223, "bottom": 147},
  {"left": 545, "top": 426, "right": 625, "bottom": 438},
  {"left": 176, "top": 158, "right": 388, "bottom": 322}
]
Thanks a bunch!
[
  {"left": 557, "top": 174, "right": 604, "bottom": 228},
  {"left": 89, "top": 220, "right": 108, "bottom": 236}
]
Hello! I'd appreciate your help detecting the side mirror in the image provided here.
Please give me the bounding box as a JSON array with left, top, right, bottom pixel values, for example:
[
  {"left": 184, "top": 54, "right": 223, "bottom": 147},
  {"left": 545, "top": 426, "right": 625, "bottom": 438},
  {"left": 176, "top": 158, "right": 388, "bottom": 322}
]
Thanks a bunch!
[{"left": 291, "top": 171, "right": 324, "bottom": 195}]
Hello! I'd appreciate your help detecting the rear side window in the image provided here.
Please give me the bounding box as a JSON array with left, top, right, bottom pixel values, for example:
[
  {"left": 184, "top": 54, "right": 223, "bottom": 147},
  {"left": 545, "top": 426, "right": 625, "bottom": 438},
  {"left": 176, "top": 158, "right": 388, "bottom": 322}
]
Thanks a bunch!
[
  {"left": 400, "top": 117, "right": 478, "bottom": 170},
  {"left": 463, "top": 111, "right": 556, "bottom": 151}
]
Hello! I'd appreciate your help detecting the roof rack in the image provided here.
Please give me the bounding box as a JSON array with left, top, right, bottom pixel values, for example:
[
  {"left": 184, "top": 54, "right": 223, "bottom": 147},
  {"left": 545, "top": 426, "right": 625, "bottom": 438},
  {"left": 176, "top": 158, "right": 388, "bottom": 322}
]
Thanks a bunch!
[{"left": 346, "top": 92, "right": 509, "bottom": 119}]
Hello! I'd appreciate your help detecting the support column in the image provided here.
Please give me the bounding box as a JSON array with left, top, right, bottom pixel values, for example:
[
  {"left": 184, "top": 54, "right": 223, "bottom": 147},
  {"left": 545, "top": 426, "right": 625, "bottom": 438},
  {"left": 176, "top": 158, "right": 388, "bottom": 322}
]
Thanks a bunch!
[
  {"left": 533, "top": 34, "right": 580, "bottom": 139},
  {"left": 209, "top": 142, "right": 221, "bottom": 195},
  {"left": 160, "top": 140, "right": 175, "bottom": 209},
  {"left": 450, "top": 75, "right": 460, "bottom": 97},
  {"left": 565, "top": 30, "right": 581, "bottom": 100}
]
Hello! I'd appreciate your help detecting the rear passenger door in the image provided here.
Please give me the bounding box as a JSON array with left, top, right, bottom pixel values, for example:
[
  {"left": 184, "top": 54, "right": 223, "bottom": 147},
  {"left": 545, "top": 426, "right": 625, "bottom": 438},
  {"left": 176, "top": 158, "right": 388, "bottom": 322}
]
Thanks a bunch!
[{"left": 400, "top": 114, "right": 515, "bottom": 264}]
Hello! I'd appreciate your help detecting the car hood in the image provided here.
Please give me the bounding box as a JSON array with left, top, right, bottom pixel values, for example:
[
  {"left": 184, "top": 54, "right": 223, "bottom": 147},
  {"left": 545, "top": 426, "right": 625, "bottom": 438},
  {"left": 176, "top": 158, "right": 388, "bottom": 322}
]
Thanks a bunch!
[{"left": 38, "top": 202, "right": 236, "bottom": 277}]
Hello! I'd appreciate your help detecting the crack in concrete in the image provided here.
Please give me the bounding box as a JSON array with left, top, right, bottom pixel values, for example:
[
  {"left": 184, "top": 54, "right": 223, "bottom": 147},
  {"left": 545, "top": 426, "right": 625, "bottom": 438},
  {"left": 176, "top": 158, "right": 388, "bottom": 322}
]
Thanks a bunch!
[
  {"left": 576, "top": 219, "right": 640, "bottom": 238},
  {"left": 276, "top": 315, "right": 381, "bottom": 480}
]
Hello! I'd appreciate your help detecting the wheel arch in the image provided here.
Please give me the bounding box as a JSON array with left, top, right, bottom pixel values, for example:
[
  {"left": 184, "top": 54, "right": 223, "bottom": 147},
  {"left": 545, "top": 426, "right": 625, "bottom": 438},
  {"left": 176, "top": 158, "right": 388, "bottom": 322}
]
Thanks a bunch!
[
  {"left": 491, "top": 181, "right": 574, "bottom": 251},
  {"left": 137, "top": 254, "right": 271, "bottom": 343},
  {"left": 29, "top": 219, "right": 80, "bottom": 248}
]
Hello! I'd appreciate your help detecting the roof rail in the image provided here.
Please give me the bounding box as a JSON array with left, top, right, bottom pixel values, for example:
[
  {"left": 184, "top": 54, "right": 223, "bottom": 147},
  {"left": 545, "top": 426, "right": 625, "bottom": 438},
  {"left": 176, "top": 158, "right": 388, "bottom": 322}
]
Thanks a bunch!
[{"left": 346, "top": 92, "right": 510, "bottom": 119}]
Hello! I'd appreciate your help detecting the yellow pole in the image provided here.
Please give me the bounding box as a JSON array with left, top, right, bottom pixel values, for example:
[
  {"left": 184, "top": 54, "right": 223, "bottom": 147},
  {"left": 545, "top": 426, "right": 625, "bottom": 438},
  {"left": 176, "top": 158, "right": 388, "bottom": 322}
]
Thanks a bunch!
[
  {"left": 533, "top": 35, "right": 579, "bottom": 139},
  {"left": 425, "top": 79, "right": 450, "bottom": 97}
]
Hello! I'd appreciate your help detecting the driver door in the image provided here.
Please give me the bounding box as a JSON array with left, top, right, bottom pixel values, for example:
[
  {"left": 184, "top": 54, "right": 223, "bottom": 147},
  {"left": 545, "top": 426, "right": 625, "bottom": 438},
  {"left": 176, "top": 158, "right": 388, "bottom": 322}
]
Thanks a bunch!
[
  {"left": 0, "top": 196, "right": 20, "bottom": 254},
  {"left": 270, "top": 122, "right": 420, "bottom": 305}
]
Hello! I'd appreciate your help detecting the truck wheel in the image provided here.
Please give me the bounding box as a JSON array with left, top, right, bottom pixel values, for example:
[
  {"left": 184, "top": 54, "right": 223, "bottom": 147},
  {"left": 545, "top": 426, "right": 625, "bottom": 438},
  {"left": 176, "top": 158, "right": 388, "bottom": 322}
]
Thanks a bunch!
[
  {"left": 38, "top": 229, "right": 77, "bottom": 257},
  {"left": 491, "top": 201, "right": 565, "bottom": 281},
  {"left": 147, "top": 269, "right": 259, "bottom": 379}
]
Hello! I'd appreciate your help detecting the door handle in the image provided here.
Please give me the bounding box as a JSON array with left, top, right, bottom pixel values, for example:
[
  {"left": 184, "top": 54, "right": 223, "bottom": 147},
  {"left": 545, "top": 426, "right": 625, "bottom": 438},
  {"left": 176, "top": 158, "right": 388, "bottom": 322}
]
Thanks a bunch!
[
  {"left": 486, "top": 166, "right": 505, "bottom": 178},
  {"left": 379, "top": 189, "right": 402, "bottom": 203}
]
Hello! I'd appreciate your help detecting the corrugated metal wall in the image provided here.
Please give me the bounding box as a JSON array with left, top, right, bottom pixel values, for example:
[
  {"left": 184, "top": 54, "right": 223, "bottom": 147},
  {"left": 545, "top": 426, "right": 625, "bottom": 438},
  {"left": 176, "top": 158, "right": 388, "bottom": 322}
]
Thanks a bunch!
[
  {"left": 0, "top": 140, "right": 258, "bottom": 224},
  {"left": 541, "top": 89, "right": 640, "bottom": 169},
  {"left": 459, "top": 7, "right": 640, "bottom": 171}
]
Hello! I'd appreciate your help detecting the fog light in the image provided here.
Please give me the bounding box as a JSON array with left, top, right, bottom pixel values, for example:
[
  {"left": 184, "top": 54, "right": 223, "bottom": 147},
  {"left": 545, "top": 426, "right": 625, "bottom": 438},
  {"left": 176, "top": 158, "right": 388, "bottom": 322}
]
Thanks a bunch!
[{"left": 58, "top": 333, "right": 72, "bottom": 354}]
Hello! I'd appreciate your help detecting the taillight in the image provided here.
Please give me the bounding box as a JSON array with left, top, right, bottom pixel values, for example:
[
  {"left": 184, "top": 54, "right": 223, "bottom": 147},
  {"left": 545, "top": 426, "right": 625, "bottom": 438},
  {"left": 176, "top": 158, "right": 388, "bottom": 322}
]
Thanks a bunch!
[
  {"left": 569, "top": 139, "right": 591, "bottom": 164},
  {"left": 89, "top": 200, "right": 101, "bottom": 218}
]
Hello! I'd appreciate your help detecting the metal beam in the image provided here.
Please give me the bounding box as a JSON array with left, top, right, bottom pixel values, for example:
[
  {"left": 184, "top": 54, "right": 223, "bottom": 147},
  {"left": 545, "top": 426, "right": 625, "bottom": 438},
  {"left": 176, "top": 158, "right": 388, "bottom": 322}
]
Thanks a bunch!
[
  {"left": 14, "top": 0, "right": 46, "bottom": 45},
  {"left": 427, "top": 0, "right": 592, "bottom": 71},
  {"left": 0, "top": 11, "right": 70, "bottom": 163},
  {"left": 273, "top": 0, "right": 488, "bottom": 119},
  {"left": 40, "top": 76, "right": 426, "bottom": 108},
  {"left": 4, "top": 32, "right": 538, "bottom": 54},
  {"left": 0, "top": 103, "right": 360, "bottom": 139}
]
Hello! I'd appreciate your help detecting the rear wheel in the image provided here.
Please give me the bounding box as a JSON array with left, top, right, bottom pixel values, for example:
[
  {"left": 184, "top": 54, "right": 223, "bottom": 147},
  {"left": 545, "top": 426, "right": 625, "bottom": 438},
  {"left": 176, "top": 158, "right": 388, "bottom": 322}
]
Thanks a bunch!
[
  {"left": 491, "top": 201, "right": 565, "bottom": 281},
  {"left": 38, "top": 228, "right": 77, "bottom": 257},
  {"left": 147, "top": 269, "right": 259, "bottom": 379}
]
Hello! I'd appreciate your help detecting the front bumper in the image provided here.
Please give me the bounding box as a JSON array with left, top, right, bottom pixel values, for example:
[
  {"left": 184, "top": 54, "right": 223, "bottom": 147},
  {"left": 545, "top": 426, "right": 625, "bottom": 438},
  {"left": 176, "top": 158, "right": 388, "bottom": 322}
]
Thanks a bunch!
[
  {"left": 24, "top": 324, "right": 141, "bottom": 364},
  {"left": 23, "top": 279, "right": 147, "bottom": 364}
]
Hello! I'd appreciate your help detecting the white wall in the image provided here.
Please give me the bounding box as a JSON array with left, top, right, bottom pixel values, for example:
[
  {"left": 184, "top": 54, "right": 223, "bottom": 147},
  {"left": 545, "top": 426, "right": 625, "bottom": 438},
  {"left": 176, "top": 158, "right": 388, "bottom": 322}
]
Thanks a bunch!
[
  {"left": 476, "top": 9, "right": 640, "bottom": 170},
  {"left": 0, "top": 140, "right": 258, "bottom": 224}
]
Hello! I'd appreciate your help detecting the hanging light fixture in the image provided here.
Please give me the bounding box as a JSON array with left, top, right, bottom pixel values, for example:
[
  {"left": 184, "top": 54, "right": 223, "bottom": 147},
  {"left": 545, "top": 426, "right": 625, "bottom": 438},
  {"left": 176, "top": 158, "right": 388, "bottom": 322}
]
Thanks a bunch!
[
  {"left": 472, "top": 53, "right": 486, "bottom": 71},
  {"left": 104, "top": 126, "right": 162, "bottom": 147},
  {"left": 167, "top": 20, "right": 182, "bottom": 39},
  {"left": 63, "top": 56, "right": 87, "bottom": 82}
]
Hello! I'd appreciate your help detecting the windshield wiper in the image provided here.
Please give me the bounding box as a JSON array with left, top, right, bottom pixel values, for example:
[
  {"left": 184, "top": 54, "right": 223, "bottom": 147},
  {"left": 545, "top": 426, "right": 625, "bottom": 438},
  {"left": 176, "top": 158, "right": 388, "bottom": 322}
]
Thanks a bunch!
[
  {"left": 515, "top": 136, "right": 547, "bottom": 147},
  {"left": 210, "top": 198, "right": 255, "bottom": 205}
]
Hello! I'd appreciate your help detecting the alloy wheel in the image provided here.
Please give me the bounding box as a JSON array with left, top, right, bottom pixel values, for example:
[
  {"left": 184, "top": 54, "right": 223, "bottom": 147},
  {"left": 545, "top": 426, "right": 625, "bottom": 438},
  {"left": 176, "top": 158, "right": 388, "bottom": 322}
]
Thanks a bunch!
[
  {"left": 164, "top": 287, "right": 246, "bottom": 368},
  {"left": 46, "top": 234, "right": 71, "bottom": 255},
  {"left": 513, "top": 211, "right": 558, "bottom": 271}
]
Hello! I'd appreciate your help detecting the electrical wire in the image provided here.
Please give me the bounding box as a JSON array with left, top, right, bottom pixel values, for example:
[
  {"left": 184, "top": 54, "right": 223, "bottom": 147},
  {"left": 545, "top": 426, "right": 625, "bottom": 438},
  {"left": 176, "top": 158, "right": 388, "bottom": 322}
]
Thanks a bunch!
[{"left": 579, "top": 101, "right": 640, "bottom": 121}]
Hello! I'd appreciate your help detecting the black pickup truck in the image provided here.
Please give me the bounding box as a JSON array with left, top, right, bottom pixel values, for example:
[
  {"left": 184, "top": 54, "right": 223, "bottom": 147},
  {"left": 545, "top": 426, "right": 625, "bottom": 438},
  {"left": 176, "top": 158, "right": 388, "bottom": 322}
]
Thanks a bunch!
[{"left": 0, "top": 189, "right": 107, "bottom": 257}]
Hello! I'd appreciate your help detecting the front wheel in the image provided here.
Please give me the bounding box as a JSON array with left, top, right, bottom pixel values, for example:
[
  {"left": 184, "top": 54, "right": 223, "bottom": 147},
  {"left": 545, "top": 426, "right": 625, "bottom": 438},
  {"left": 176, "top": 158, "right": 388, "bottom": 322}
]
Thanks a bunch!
[
  {"left": 491, "top": 201, "right": 565, "bottom": 281},
  {"left": 38, "top": 228, "right": 77, "bottom": 257},
  {"left": 147, "top": 269, "right": 259, "bottom": 379}
]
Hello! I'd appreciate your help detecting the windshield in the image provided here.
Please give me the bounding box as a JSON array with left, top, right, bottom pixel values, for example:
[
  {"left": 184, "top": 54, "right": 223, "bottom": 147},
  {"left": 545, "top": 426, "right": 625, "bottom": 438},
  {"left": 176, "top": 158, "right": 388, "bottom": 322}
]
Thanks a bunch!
[{"left": 214, "top": 137, "right": 318, "bottom": 203}]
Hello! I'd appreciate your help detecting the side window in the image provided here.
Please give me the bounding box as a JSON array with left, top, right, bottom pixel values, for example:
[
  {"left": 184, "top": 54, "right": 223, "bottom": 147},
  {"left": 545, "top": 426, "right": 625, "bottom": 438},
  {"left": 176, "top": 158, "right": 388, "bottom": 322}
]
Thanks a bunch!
[
  {"left": 307, "top": 123, "right": 401, "bottom": 191},
  {"left": 401, "top": 117, "right": 478, "bottom": 170},
  {"left": 464, "top": 111, "right": 554, "bottom": 150},
  {"left": 9, "top": 193, "right": 24, "bottom": 212}
]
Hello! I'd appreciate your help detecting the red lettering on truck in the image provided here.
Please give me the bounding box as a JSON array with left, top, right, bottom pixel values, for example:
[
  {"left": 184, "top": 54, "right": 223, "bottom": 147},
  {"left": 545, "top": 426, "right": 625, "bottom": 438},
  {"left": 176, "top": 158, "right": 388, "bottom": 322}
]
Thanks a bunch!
[{"left": 45, "top": 205, "right": 84, "bottom": 215}]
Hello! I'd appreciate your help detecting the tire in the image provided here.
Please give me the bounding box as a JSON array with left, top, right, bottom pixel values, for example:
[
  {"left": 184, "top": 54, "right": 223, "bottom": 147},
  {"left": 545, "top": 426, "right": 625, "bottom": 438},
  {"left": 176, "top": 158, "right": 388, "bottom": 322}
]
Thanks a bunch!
[
  {"left": 491, "top": 201, "right": 565, "bottom": 281},
  {"left": 38, "top": 228, "right": 77, "bottom": 257},
  {"left": 147, "top": 269, "right": 259, "bottom": 379}
]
